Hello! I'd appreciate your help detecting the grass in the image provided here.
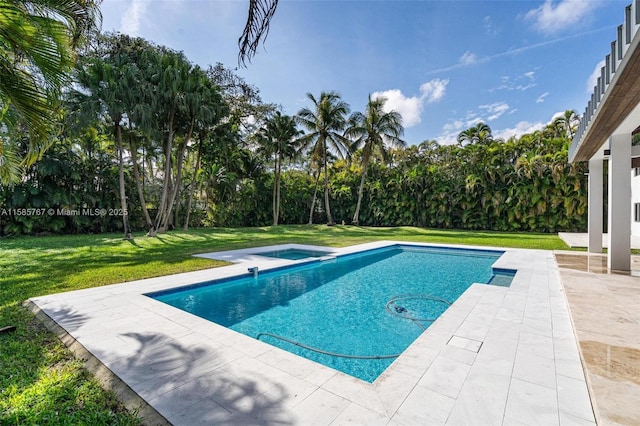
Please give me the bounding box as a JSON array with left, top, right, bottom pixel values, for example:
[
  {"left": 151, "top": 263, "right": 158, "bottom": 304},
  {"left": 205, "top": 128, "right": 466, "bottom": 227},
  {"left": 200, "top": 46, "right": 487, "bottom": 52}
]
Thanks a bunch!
[{"left": 0, "top": 225, "right": 571, "bottom": 424}]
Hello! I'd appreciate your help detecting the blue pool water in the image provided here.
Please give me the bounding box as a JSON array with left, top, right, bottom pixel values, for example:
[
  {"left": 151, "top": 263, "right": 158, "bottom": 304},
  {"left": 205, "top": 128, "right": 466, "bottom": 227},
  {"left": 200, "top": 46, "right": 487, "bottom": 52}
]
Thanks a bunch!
[
  {"left": 255, "top": 248, "right": 333, "bottom": 260},
  {"left": 150, "top": 245, "right": 513, "bottom": 382}
]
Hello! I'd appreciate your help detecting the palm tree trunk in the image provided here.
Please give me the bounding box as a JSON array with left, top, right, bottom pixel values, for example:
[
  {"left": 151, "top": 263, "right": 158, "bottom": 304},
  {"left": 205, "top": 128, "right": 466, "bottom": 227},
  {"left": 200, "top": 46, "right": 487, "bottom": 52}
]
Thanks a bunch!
[
  {"left": 116, "top": 123, "right": 132, "bottom": 240},
  {"left": 275, "top": 153, "right": 282, "bottom": 225},
  {"left": 272, "top": 154, "right": 278, "bottom": 226},
  {"left": 308, "top": 169, "right": 320, "bottom": 224},
  {"left": 183, "top": 130, "right": 204, "bottom": 231},
  {"left": 322, "top": 138, "right": 334, "bottom": 225},
  {"left": 151, "top": 133, "right": 173, "bottom": 236},
  {"left": 352, "top": 157, "right": 370, "bottom": 225},
  {"left": 162, "top": 118, "right": 194, "bottom": 230},
  {"left": 129, "top": 136, "right": 153, "bottom": 232},
  {"left": 151, "top": 106, "right": 177, "bottom": 235}
]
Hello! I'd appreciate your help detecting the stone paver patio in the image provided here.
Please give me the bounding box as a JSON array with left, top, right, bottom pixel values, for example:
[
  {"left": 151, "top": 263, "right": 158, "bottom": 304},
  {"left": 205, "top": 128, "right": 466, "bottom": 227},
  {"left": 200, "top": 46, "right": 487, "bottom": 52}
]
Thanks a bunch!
[
  {"left": 555, "top": 251, "right": 640, "bottom": 426},
  {"left": 27, "top": 242, "right": 596, "bottom": 425}
]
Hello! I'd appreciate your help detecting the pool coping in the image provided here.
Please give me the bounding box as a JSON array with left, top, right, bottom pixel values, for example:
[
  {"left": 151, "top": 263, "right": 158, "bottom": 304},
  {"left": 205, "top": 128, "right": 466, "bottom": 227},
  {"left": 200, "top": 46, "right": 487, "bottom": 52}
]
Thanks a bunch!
[{"left": 27, "top": 241, "right": 596, "bottom": 425}]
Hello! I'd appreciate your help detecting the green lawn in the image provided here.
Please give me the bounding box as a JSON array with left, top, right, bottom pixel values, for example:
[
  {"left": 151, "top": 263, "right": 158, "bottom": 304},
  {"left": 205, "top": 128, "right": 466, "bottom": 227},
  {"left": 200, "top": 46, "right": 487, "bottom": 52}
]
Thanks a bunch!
[{"left": 0, "top": 225, "right": 571, "bottom": 424}]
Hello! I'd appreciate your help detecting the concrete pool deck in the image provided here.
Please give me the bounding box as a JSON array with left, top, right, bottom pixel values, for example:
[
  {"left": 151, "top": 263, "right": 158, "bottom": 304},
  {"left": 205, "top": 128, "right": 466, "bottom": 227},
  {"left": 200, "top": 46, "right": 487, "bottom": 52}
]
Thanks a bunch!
[{"left": 27, "top": 242, "right": 596, "bottom": 425}]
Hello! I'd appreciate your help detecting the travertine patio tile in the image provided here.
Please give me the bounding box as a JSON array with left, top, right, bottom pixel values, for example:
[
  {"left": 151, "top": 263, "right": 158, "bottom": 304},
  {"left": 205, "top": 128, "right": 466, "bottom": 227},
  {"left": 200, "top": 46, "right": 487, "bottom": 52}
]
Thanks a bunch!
[
  {"left": 262, "top": 374, "right": 318, "bottom": 409},
  {"left": 392, "top": 385, "right": 455, "bottom": 426},
  {"left": 446, "top": 370, "right": 511, "bottom": 426},
  {"left": 559, "top": 411, "right": 597, "bottom": 426},
  {"left": 505, "top": 378, "right": 559, "bottom": 426},
  {"left": 288, "top": 388, "right": 351, "bottom": 425},
  {"left": 417, "top": 357, "right": 471, "bottom": 399},
  {"left": 495, "top": 306, "right": 524, "bottom": 323},
  {"left": 166, "top": 398, "right": 231, "bottom": 426},
  {"left": 517, "top": 331, "right": 555, "bottom": 359},
  {"left": 372, "top": 369, "right": 417, "bottom": 414},
  {"left": 331, "top": 402, "right": 390, "bottom": 425},
  {"left": 258, "top": 347, "right": 330, "bottom": 380},
  {"left": 513, "top": 350, "right": 556, "bottom": 389},
  {"left": 440, "top": 344, "right": 478, "bottom": 365},
  {"left": 322, "top": 373, "right": 387, "bottom": 415},
  {"left": 521, "top": 316, "right": 553, "bottom": 337},
  {"left": 557, "top": 374, "right": 595, "bottom": 423},
  {"left": 147, "top": 376, "right": 221, "bottom": 418}
]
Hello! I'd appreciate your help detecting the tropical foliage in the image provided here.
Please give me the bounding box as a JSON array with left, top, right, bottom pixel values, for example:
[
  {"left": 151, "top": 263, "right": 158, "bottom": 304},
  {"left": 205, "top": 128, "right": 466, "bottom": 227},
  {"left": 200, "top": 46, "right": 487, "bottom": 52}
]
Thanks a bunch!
[
  {"left": 0, "top": 29, "right": 587, "bottom": 236},
  {"left": 0, "top": 0, "right": 100, "bottom": 184},
  {"left": 345, "top": 95, "right": 405, "bottom": 225}
]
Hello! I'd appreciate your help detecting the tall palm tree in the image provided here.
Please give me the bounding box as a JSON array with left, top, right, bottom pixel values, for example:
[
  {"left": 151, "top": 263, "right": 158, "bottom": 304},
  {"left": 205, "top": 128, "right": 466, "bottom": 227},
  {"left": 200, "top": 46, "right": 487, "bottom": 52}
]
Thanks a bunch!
[
  {"left": 72, "top": 55, "right": 134, "bottom": 239},
  {"left": 296, "top": 91, "right": 350, "bottom": 225},
  {"left": 345, "top": 95, "right": 405, "bottom": 225},
  {"left": 257, "top": 112, "right": 300, "bottom": 225},
  {"left": 0, "top": 0, "right": 100, "bottom": 184}
]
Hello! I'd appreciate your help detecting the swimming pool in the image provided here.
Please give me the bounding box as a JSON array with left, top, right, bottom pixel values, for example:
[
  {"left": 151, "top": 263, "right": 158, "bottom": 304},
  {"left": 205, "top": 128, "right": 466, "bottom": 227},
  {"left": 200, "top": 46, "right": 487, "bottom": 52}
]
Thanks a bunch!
[
  {"left": 150, "top": 244, "right": 514, "bottom": 382},
  {"left": 254, "top": 248, "right": 333, "bottom": 260}
]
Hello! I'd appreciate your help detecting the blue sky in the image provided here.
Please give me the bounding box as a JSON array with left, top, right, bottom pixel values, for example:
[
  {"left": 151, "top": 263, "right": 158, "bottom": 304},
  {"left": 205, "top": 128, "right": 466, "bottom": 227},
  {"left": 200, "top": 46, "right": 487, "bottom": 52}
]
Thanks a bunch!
[{"left": 100, "top": 0, "right": 626, "bottom": 145}]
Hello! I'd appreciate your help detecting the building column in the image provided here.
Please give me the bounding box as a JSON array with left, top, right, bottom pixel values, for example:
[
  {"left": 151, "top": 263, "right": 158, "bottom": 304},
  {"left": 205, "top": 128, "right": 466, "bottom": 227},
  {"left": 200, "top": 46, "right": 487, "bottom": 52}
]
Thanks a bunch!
[
  {"left": 607, "top": 134, "right": 632, "bottom": 271},
  {"left": 588, "top": 159, "right": 604, "bottom": 253}
]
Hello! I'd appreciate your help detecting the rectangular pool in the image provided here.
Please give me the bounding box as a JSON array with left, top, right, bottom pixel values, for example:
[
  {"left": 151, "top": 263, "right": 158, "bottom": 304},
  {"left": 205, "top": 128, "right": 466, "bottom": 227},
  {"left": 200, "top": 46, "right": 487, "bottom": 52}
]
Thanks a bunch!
[{"left": 149, "top": 244, "right": 514, "bottom": 382}]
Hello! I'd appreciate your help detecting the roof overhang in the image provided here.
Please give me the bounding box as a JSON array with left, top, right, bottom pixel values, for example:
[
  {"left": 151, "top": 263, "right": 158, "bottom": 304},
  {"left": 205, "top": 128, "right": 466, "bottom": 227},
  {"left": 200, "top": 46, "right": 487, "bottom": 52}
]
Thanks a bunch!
[{"left": 570, "top": 14, "right": 640, "bottom": 163}]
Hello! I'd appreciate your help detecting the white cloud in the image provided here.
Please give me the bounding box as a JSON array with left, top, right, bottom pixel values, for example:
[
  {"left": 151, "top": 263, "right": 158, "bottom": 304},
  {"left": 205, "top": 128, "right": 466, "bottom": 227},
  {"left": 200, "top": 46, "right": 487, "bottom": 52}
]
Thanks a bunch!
[
  {"left": 459, "top": 51, "right": 477, "bottom": 66},
  {"left": 536, "top": 92, "right": 550, "bottom": 103},
  {"left": 480, "top": 102, "right": 510, "bottom": 121},
  {"left": 437, "top": 102, "right": 515, "bottom": 144},
  {"left": 443, "top": 120, "right": 465, "bottom": 133},
  {"left": 120, "top": 0, "right": 150, "bottom": 36},
  {"left": 484, "top": 16, "right": 497, "bottom": 36},
  {"left": 420, "top": 79, "right": 448, "bottom": 103},
  {"left": 372, "top": 89, "right": 424, "bottom": 127},
  {"left": 490, "top": 71, "right": 536, "bottom": 92},
  {"left": 494, "top": 120, "right": 547, "bottom": 141},
  {"left": 586, "top": 59, "right": 606, "bottom": 93},
  {"left": 373, "top": 79, "right": 449, "bottom": 128},
  {"left": 525, "top": 0, "right": 599, "bottom": 34}
]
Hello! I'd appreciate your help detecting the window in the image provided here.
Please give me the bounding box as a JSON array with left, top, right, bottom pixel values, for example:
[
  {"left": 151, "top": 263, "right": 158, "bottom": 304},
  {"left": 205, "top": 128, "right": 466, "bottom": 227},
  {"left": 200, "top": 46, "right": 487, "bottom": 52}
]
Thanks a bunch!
[
  {"left": 635, "top": 203, "right": 640, "bottom": 222},
  {"left": 635, "top": 168, "right": 640, "bottom": 176}
]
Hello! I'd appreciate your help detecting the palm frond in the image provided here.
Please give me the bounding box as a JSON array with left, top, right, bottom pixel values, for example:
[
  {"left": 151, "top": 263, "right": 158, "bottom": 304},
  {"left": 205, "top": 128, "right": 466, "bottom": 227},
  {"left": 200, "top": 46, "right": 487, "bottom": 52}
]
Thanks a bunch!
[
  {"left": 0, "top": 136, "right": 23, "bottom": 185},
  {"left": 238, "top": 0, "right": 278, "bottom": 66}
]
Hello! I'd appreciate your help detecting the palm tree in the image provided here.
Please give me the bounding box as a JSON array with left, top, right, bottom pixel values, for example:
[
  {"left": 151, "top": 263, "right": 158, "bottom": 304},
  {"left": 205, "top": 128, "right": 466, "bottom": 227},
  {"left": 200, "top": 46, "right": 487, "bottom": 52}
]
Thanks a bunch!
[
  {"left": 457, "top": 122, "right": 493, "bottom": 146},
  {"left": 72, "top": 55, "right": 134, "bottom": 239},
  {"left": 0, "top": 0, "right": 100, "bottom": 184},
  {"left": 345, "top": 95, "right": 405, "bottom": 225},
  {"left": 296, "top": 91, "right": 350, "bottom": 225},
  {"left": 257, "top": 112, "right": 300, "bottom": 225},
  {"left": 552, "top": 109, "right": 579, "bottom": 139}
]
